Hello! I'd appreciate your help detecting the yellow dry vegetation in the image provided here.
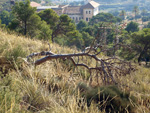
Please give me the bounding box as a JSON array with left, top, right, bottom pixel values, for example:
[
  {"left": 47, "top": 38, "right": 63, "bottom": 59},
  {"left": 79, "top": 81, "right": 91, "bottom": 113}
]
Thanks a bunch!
[{"left": 0, "top": 29, "right": 150, "bottom": 113}]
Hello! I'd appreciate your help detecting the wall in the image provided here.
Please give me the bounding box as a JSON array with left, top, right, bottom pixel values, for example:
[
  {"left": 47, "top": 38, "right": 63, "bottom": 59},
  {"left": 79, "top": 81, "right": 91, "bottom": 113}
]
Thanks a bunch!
[
  {"left": 93, "top": 7, "right": 99, "bottom": 16},
  {"left": 83, "top": 8, "right": 93, "bottom": 22},
  {"left": 68, "top": 14, "right": 83, "bottom": 23}
]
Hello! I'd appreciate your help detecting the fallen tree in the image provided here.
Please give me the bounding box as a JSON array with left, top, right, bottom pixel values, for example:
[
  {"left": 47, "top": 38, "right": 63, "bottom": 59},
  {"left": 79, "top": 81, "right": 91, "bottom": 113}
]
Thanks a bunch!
[
  {"left": 25, "top": 24, "right": 136, "bottom": 85},
  {"left": 25, "top": 41, "right": 136, "bottom": 85}
]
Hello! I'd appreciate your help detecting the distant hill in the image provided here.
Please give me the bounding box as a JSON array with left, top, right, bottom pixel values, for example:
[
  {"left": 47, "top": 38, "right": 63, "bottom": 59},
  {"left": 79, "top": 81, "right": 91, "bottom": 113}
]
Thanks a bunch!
[{"left": 0, "top": 0, "right": 11, "bottom": 12}]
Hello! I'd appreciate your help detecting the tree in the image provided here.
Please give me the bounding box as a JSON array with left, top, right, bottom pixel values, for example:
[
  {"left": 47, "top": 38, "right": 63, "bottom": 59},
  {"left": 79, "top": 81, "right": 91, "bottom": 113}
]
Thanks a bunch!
[
  {"left": 65, "top": 31, "right": 83, "bottom": 48},
  {"left": 8, "top": 18, "right": 20, "bottom": 32},
  {"left": 119, "top": 28, "right": 150, "bottom": 64},
  {"left": 89, "top": 13, "right": 122, "bottom": 25},
  {"left": 109, "top": 10, "right": 119, "bottom": 17},
  {"left": 125, "top": 21, "right": 139, "bottom": 33},
  {"left": 141, "top": 9, "right": 147, "bottom": 17},
  {"left": 27, "top": 14, "right": 52, "bottom": 40},
  {"left": 38, "top": 9, "right": 59, "bottom": 30},
  {"left": 38, "top": 10, "right": 77, "bottom": 42},
  {"left": 141, "top": 9, "right": 147, "bottom": 24},
  {"left": 76, "top": 20, "right": 88, "bottom": 31},
  {"left": 81, "top": 26, "right": 95, "bottom": 36},
  {"left": 12, "top": 0, "right": 36, "bottom": 35},
  {"left": 31, "top": 0, "right": 41, "bottom": 3},
  {"left": 26, "top": 37, "right": 135, "bottom": 85},
  {"left": 0, "top": 11, "right": 13, "bottom": 26},
  {"left": 133, "top": 6, "right": 139, "bottom": 21},
  {"left": 145, "top": 22, "right": 150, "bottom": 28},
  {"left": 9, "top": 0, "right": 52, "bottom": 40},
  {"left": 81, "top": 32, "right": 94, "bottom": 47},
  {"left": 131, "top": 28, "right": 150, "bottom": 63},
  {"left": 119, "top": 10, "right": 126, "bottom": 21},
  {"left": 52, "top": 14, "right": 77, "bottom": 42},
  {"left": 0, "top": 19, "right": 6, "bottom": 28}
]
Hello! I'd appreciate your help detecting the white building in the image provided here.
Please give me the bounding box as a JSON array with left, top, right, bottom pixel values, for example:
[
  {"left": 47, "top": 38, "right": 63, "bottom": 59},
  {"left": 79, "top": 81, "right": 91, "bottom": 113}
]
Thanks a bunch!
[{"left": 36, "top": 0, "right": 100, "bottom": 23}]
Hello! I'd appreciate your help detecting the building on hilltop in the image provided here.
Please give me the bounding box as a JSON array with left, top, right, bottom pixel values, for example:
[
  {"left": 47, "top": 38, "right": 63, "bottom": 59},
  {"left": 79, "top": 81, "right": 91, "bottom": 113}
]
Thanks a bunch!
[
  {"left": 81, "top": 1, "right": 99, "bottom": 22},
  {"left": 36, "top": 0, "right": 100, "bottom": 23}
]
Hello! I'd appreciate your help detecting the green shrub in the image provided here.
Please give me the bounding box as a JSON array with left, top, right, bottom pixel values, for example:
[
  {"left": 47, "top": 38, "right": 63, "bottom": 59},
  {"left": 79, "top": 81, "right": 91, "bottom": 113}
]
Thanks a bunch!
[
  {"left": 77, "top": 83, "right": 137, "bottom": 113},
  {"left": 5, "top": 45, "right": 27, "bottom": 62},
  {"left": 0, "top": 73, "right": 22, "bottom": 113}
]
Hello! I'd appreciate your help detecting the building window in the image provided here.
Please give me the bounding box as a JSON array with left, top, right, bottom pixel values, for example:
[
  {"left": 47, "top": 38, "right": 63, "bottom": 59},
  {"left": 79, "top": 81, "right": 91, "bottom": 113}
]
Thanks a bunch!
[
  {"left": 86, "top": 18, "right": 88, "bottom": 21},
  {"left": 76, "top": 17, "right": 78, "bottom": 21},
  {"left": 86, "top": 11, "right": 88, "bottom": 14},
  {"left": 73, "top": 17, "right": 74, "bottom": 20},
  {"left": 79, "top": 17, "right": 81, "bottom": 20},
  {"left": 89, "top": 11, "right": 91, "bottom": 14}
]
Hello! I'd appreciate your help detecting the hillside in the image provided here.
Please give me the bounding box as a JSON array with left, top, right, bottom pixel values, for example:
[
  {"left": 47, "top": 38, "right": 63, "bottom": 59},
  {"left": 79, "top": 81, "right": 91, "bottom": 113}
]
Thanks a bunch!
[
  {"left": 0, "top": 0, "right": 12, "bottom": 11},
  {"left": 0, "top": 29, "right": 150, "bottom": 112}
]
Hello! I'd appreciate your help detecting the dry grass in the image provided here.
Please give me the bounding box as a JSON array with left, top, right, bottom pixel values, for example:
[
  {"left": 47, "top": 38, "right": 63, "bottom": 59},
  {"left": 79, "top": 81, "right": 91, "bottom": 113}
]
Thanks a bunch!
[{"left": 0, "top": 29, "right": 150, "bottom": 112}]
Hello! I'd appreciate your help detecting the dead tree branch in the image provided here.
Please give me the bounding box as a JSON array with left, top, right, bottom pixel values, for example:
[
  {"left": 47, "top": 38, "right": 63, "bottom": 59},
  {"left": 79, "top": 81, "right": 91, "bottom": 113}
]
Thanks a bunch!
[{"left": 26, "top": 42, "right": 136, "bottom": 85}]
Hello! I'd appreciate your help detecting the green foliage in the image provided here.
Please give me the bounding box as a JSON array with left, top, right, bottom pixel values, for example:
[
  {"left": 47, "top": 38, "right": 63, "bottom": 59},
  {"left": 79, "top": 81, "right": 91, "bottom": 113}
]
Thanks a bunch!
[
  {"left": 77, "top": 20, "right": 88, "bottom": 31},
  {"left": 132, "top": 28, "right": 150, "bottom": 45},
  {"left": 55, "top": 30, "right": 83, "bottom": 48},
  {"left": 98, "top": 86, "right": 136, "bottom": 113},
  {"left": 141, "top": 9, "right": 147, "bottom": 17},
  {"left": 27, "top": 14, "right": 52, "bottom": 40},
  {"left": 0, "top": 73, "right": 22, "bottom": 113},
  {"left": 38, "top": 9, "right": 59, "bottom": 30},
  {"left": 8, "top": 0, "right": 52, "bottom": 40},
  {"left": 12, "top": 0, "right": 36, "bottom": 35},
  {"left": 119, "top": 28, "right": 150, "bottom": 63},
  {"left": 36, "top": 21, "right": 52, "bottom": 40},
  {"left": 142, "top": 16, "right": 150, "bottom": 22},
  {"left": 119, "top": 10, "right": 126, "bottom": 20},
  {"left": 66, "top": 31, "right": 83, "bottom": 48},
  {"left": 81, "top": 32, "right": 94, "bottom": 47},
  {"left": 0, "top": 10, "right": 14, "bottom": 26},
  {"left": 133, "top": 6, "right": 139, "bottom": 20},
  {"left": 0, "top": 19, "right": 6, "bottom": 28},
  {"left": 5, "top": 45, "right": 27, "bottom": 62},
  {"left": 77, "top": 83, "right": 136, "bottom": 113},
  {"left": 81, "top": 26, "right": 95, "bottom": 36},
  {"left": 118, "top": 30, "right": 137, "bottom": 60},
  {"left": 52, "top": 14, "right": 78, "bottom": 42},
  {"left": 31, "top": 0, "right": 41, "bottom": 3},
  {"left": 89, "top": 13, "right": 122, "bottom": 25},
  {"left": 7, "top": 18, "right": 20, "bottom": 32},
  {"left": 1, "top": 29, "right": 150, "bottom": 112},
  {"left": 109, "top": 10, "right": 119, "bottom": 17},
  {"left": 0, "top": 0, "right": 11, "bottom": 12},
  {"left": 39, "top": 10, "right": 77, "bottom": 42},
  {"left": 125, "top": 21, "right": 139, "bottom": 33},
  {"left": 131, "top": 28, "right": 150, "bottom": 62},
  {"left": 145, "top": 22, "right": 150, "bottom": 28}
]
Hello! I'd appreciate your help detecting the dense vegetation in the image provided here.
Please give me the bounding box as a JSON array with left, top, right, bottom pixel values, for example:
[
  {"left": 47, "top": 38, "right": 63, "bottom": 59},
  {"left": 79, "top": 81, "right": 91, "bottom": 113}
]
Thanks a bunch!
[
  {"left": 0, "top": 26, "right": 150, "bottom": 113},
  {"left": 0, "top": 0, "right": 150, "bottom": 112}
]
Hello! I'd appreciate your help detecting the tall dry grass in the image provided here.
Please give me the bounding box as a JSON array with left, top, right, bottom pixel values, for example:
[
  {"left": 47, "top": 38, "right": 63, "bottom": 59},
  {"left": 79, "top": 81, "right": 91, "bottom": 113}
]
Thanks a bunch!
[{"left": 0, "top": 29, "right": 150, "bottom": 112}]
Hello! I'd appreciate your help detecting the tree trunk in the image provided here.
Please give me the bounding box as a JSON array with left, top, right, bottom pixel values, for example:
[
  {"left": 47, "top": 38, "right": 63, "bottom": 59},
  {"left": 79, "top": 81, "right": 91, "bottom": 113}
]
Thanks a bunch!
[
  {"left": 51, "top": 32, "right": 55, "bottom": 42},
  {"left": 135, "top": 12, "right": 136, "bottom": 21},
  {"left": 24, "top": 21, "right": 27, "bottom": 35},
  {"left": 138, "top": 44, "right": 148, "bottom": 63}
]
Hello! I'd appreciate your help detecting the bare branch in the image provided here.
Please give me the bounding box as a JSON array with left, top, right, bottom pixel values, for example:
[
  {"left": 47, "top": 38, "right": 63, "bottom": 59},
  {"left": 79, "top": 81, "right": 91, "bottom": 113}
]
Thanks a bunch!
[{"left": 26, "top": 47, "right": 135, "bottom": 85}]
